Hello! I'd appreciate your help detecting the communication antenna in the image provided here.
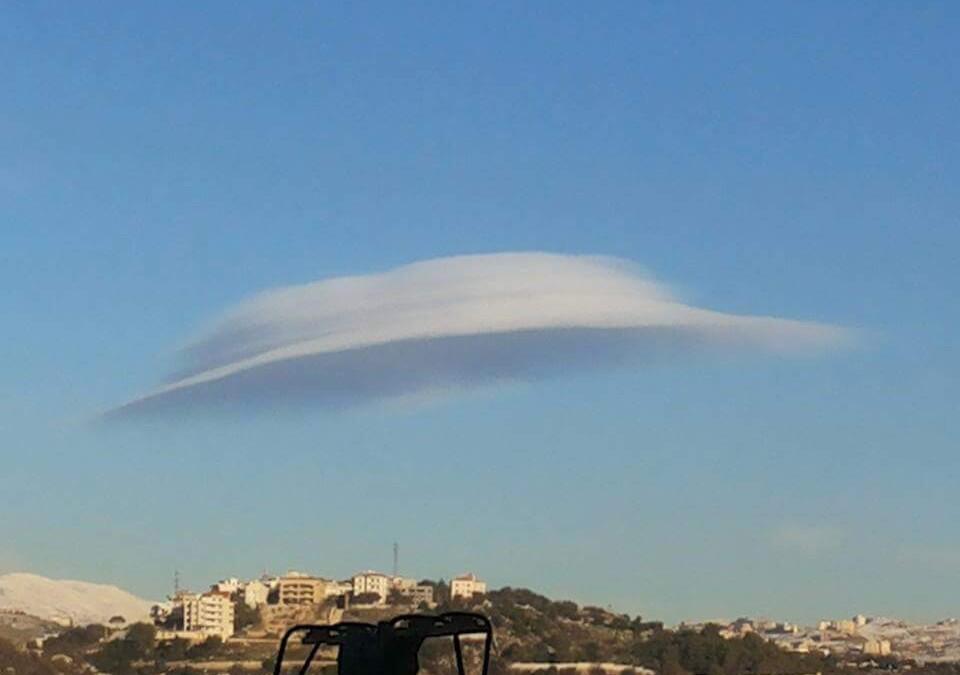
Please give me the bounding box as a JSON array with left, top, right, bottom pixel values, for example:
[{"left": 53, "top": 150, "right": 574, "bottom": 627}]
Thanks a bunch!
[
  {"left": 174, "top": 570, "right": 181, "bottom": 597},
  {"left": 393, "top": 542, "right": 399, "bottom": 577}
]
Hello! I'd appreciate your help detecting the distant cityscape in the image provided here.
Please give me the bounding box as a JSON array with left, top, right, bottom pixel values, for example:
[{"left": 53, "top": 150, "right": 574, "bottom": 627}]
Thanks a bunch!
[
  {"left": 682, "top": 615, "right": 960, "bottom": 664},
  {"left": 146, "top": 569, "right": 960, "bottom": 664},
  {"left": 152, "top": 570, "right": 487, "bottom": 641}
]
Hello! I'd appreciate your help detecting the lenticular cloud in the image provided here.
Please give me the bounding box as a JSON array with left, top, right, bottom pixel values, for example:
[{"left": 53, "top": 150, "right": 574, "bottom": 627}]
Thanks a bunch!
[{"left": 109, "top": 252, "right": 848, "bottom": 416}]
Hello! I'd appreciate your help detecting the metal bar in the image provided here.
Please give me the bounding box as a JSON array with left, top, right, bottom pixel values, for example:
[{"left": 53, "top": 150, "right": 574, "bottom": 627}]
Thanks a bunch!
[
  {"left": 274, "top": 629, "right": 294, "bottom": 675},
  {"left": 298, "top": 640, "right": 322, "bottom": 675},
  {"left": 454, "top": 634, "right": 466, "bottom": 675},
  {"left": 482, "top": 632, "right": 492, "bottom": 675}
]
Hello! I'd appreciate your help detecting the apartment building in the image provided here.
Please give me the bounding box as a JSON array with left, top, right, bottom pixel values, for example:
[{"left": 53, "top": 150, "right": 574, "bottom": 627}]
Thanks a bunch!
[
  {"left": 241, "top": 580, "right": 270, "bottom": 608},
  {"left": 352, "top": 571, "right": 391, "bottom": 603},
  {"left": 278, "top": 575, "right": 329, "bottom": 605},
  {"left": 407, "top": 584, "right": 435, "bottom": 607},
  {"left": 181, "top": 592, "right": 235, "bottom": 640},
  {"left": 388, "top": 577, "right": 435, "bottom": 605},
  {"left": 324, "top": 580, "right": 354, "bottom": 598},
  {"left": 450, "top": 573, "right": 487, "bottom": 600},
  {"left": 863, "top": 639, "right": 892, "bottom": 656}
]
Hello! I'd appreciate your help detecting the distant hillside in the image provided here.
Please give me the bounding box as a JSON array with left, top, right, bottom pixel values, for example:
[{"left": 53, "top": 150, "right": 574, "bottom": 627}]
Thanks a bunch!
[
  {"left": 0, "top": 573, "right": 153, "bottom": 625},
  {"left": 420, "top": 586, "right": 839, "bottom": 675},
  {"left": 0, "top": 610, "right": 61, "bottom": 646}
]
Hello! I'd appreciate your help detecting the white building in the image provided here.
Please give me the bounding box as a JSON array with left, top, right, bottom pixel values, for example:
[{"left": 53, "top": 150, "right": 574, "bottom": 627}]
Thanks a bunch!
[
  {"left": 181, "top": 592, "right": 235, "bottom": 640},
  {"left": 836, "top": 619, "right": 857, "bottom": 635},
  {"left": 407, "top": 585, "right": 435, "bottom": 607},
  {"left": 352, "top": 572, "right": 391, "bottom": 603},
  {"left": 278, "top": 575, "right": 328, "bottom": 605},
  {"left": 212, "top": 578, "right": 240, "bottom": 595},
  {"left": 241, "top": 580, "right": 270, "bottom": 608},
  {"left": 863, "top": 639, "right": 892, "bottom": 656},
  {"left": 450, "top": 573, "right": 487, "bottom": 600},
  {"left": 325, "top": 580, "right": 354, "bottom": 598},
  {"left": 391, "top": 577, "right": 418, "bottom": 592},
  {"left": 388, "top": 577, "right": 435, "bottom": 606},
  {"left": 818, "top": 619, "right": 858, "bottom": 635}
]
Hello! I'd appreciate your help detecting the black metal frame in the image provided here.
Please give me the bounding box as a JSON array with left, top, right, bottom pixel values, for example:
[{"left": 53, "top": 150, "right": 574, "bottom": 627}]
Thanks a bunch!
[{"left": 274, "top": 612, "right": 493, "bottom": 675}]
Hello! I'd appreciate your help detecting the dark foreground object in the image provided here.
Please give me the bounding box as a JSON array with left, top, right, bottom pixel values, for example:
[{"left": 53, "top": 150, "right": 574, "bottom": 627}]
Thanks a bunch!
[{"left": 274, "top": 612, "right": 493, "bottom": 675}]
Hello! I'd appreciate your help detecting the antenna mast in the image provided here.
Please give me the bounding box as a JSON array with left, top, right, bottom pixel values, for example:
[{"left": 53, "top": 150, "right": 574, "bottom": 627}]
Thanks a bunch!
[{"left": 392, "top": 542, "right": 399, "bottom": 577}]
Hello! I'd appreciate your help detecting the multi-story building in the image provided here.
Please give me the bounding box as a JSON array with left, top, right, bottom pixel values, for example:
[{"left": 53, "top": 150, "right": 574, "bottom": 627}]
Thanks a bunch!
[
  {"left": 863, "top": 639, "right": 892, "bottom": 656},
  {"left": 212, "top": 578, "right": 240, "bottom": 595},
  {"left": 391, "top": 577, "right": 418, "bottom": 592},
  {"left": 386, "top": 577, "right": 434, "bottom": 606},
  {"left": 407, "top": 585, "right": 435, "bottom": 607},
  {"left": 324, "top": 580, "right": 354, "bottom": 599},
  {"left": 450, "top": 573, "right": 486, "bottom": 600},
  {"left": 352, "top": 572, "right": 391, "bottom": 603},
  {"left": 818, "top": 619, "right": 858, "bottom": 635},
  {"left": 241, "top": 580, "right": 270, "bottom": 608},
  {"left": 278, "top": 575, "right": 328, "bottom": 605},
  {"left": 835, "top": 619, "right": 858, "bottom": 635},
  {"left": 181, "top": 591, "right": 235, "bottom": 640}
]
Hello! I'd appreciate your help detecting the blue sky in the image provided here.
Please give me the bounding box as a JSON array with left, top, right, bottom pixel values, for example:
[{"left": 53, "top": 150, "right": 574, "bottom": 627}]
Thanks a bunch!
[{"left": 1, "top": 2, "right": 958, "bottom": 624}]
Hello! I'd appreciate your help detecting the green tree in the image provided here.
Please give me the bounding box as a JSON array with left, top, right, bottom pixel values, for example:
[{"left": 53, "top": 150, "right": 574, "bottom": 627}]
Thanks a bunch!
[
  {"left": 234, "top": 601, "right": 260, "bottom": 632},
  {"left": 661, "top": 657, "right": 691, "bottom": 675},
  {"left": 581, "top": 641, "right": 601, "bottom": 663},
  {"left": 549, "top": 601, "right": 579, "bottom": 620},
  {"left": 434, "top": 579, "right": 451, "bottom": 605},
  {"left": 2, "top": 637, "right": 62, "bottom": 675},
  {"left": 90, "top": 638, "right": 141, "bottom": 675},
  {"left": 125, "top": 623, "right": 157, "bottom": 655},
  {"left": 352, "top": 592, "right": 381, "bottom": 605},
  {"left": 157, "top": 638, "right": 190, "bottom": 662},
  {"left": 42, "top": 625, "right": 108, "bottom": 656},
  {"left": 186, "top": 636, "right": 224, "bottom": 661}
]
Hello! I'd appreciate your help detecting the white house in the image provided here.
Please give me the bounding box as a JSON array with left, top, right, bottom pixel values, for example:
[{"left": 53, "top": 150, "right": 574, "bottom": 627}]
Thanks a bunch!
[
  {"left": 352, "top": 572, "right": 391, "bottom": 603},
  {"left": 450, "top": 573, "right": 486, "bottom": 600}
]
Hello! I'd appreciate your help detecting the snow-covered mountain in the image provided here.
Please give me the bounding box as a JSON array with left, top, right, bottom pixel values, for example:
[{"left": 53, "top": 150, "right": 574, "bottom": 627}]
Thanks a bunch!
[{"left": 0, "top": 573, "right": 154, "bottom": 625}]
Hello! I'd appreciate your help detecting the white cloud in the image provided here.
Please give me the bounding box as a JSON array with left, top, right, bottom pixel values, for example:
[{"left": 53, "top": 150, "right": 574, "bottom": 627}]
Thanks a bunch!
[{"left": 108, "top": 252, "right": 850, "bottom": 417}]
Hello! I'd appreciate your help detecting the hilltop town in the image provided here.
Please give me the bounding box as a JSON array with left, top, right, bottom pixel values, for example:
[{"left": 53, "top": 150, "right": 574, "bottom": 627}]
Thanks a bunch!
[
  {"left": 150, "top": 570, "right": 486, "bottom": 641},
  {"left": 148, "top": 569, "right": 960, "bottom": 665},
  {"left": 3, "top": 570, "right": 960, "bottom": 675}
]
